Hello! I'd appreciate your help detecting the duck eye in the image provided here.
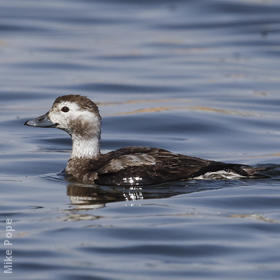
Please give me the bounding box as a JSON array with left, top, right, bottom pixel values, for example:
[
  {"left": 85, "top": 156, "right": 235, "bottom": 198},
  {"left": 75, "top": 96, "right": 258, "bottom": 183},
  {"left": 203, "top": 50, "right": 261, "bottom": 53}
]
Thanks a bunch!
[{"left": 61, "top": 106, "right": 69, "bottom": 113}]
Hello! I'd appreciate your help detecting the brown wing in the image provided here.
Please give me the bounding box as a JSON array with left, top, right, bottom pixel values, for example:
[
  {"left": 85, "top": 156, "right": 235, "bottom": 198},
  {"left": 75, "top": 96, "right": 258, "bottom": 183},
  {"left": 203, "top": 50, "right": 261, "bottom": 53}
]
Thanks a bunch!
[{"left": 91, "top": 147, "right": 214, "bottom": 185}]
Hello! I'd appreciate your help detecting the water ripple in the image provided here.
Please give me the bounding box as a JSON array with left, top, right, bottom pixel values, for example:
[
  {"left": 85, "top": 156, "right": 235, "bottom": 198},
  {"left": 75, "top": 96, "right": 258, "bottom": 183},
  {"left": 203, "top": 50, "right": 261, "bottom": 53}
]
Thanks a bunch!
[{"left": 1, "top": 0, "right": 280, "bottom": 279}]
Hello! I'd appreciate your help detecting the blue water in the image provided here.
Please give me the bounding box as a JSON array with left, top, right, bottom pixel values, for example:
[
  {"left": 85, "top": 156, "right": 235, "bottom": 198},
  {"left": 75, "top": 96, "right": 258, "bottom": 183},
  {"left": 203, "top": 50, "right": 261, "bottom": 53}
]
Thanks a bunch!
[{"left": 1, "top": 0, "right": 280, "bottom": 279}]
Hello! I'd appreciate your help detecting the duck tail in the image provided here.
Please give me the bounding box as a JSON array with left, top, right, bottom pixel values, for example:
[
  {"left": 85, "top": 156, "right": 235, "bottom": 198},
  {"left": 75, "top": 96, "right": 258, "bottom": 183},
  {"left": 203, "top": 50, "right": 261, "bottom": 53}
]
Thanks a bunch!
[{"left": 241, "top": 164, "right": 278, "bottom": 179}]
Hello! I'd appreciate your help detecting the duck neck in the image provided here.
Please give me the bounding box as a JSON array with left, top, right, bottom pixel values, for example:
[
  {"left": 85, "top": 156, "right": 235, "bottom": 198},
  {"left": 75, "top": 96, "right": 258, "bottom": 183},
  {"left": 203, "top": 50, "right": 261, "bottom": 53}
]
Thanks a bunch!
[{"left": 71, "top": 135, "right": 100, "bottom": 159}]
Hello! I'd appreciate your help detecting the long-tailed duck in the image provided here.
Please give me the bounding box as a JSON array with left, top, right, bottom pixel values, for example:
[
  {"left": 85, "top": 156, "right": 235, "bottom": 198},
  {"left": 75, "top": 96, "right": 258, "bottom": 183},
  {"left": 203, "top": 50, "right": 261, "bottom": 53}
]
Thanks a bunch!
[{"left": 25, "top": 95, "right": 261, "bottom": 186}]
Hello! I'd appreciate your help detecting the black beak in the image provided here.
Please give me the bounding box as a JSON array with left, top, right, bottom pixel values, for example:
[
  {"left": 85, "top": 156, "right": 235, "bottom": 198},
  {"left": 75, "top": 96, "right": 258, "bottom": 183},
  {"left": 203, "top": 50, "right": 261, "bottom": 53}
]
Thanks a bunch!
[{"left": 24, "top": 112, "right": 57, "bottom": 128}]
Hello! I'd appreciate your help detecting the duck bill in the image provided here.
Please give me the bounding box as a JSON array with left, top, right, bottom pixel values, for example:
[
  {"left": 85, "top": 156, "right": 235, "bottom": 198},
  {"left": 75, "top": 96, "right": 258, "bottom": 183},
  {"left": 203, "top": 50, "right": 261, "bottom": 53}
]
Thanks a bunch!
[{"left": 24, "top": 112, "right": 56, "bottom": 128}]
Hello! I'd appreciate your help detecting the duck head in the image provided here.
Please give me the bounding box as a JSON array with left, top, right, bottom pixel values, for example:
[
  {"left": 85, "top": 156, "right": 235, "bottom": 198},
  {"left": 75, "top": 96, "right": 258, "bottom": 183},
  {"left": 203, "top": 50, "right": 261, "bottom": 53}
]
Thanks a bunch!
[{"left": 25, "top": 95, "right": 102, "bottom": 158}]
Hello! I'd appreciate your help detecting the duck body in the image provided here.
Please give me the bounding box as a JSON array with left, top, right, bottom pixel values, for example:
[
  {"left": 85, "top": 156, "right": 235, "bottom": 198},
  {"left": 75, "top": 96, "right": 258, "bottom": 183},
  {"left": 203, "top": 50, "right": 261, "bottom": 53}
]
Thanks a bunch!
[
  {"left": 25, "top": 95, "right": 259, "bottom": 186},
  {"left": 66, "top": 146, "right": 254, "bottom": 186}
]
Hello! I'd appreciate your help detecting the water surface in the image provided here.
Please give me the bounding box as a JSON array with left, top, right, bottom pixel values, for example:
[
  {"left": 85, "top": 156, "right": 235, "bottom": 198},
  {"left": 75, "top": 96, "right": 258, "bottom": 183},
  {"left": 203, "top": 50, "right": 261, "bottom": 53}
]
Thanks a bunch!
[{"left": 1, "top": 0, "right": 280, "bottom": 279}]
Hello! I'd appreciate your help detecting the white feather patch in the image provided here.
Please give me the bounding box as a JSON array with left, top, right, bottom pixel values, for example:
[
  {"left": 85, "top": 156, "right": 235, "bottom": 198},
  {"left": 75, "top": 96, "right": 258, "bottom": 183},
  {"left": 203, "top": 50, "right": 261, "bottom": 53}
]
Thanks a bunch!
[
  {"left": 194, "top": 170, "right": 245, "bottom": 180},
  {"left": 71, "top": 137, "right": 100, "bottom": 159}
]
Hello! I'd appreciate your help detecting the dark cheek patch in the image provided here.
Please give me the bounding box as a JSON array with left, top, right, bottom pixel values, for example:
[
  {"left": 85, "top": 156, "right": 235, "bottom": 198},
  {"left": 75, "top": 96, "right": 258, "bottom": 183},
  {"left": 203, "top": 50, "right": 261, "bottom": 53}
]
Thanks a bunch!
[{"left": 69, "top": 119, "right": 94, "bottom": 138}]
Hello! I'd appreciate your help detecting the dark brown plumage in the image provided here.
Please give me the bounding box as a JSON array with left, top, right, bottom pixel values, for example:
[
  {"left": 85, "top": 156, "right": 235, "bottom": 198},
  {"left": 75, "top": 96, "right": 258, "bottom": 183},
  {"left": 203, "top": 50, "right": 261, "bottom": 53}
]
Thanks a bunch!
[{"left": 66, "top": 146, "right": 257, "bottom": 186}]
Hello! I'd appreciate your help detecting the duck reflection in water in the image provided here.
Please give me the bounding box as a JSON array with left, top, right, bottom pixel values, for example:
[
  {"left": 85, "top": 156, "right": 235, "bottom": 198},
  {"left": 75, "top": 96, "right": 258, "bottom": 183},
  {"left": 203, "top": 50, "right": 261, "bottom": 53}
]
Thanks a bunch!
[
  {"left": 66, "top": 179, "right": 242, "bottom": 210},
  {"left": 67, "top": 183, "right": 167, "bottom": 208}
]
